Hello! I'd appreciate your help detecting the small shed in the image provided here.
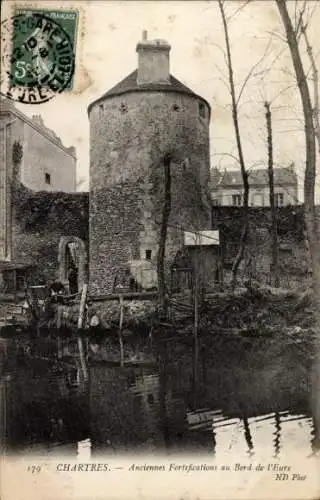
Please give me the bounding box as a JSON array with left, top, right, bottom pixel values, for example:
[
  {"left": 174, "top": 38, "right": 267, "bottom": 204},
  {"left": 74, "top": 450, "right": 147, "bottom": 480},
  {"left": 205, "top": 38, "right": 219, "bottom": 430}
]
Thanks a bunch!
[{"left": 184, "top": 230, "right": 222, "bottom": 290}]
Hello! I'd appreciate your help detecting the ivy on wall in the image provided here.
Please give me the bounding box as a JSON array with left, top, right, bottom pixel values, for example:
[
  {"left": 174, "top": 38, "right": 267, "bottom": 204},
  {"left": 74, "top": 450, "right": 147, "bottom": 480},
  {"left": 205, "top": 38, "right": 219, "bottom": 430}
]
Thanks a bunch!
[
  {"left": 12, "top": 182, "right": 89, "bottom": 240},
  {"left": 12, "top": 140, "right": 23, "bottom": 166}
]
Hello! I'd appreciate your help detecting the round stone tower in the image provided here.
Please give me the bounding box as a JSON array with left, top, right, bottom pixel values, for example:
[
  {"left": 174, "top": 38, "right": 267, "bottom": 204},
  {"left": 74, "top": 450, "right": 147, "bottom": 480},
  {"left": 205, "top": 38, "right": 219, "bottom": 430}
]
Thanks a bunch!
[{"left": 88, "top": 33, "right": 212, "bottom": 295}]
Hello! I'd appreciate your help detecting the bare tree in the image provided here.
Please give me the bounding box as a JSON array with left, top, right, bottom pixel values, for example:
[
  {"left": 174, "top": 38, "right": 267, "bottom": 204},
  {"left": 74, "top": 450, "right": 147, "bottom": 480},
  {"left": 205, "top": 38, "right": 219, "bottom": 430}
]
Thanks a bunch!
[
  {"left": 301, "top": 22, "right": 320, "bottom": 154},
  {"left": 265, "top": 101, "right": 280, "bottom": 287},
  {"left": 218, "top": 0, "right": 250, "bottom": 289},
  {"left": 275, "top": 0, "right": 320, "bottom": 309},
  {"left": 275, "top": 0, "right": 320, "bottom": 447}
]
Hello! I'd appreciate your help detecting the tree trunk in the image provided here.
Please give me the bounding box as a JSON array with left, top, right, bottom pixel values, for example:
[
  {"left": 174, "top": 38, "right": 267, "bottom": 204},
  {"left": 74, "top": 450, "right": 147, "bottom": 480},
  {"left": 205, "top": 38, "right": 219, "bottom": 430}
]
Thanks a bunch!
[
  {"left": 265, "top": 101, "right": 280, "bottom": 287},
  {"left": 157, "top": 153, "right": 172, "bottom": 317},
  {"left": 275, "top": 0, "right": 320, "bottom": 303},
  {"left": 218, "top": 0, "right": 250, "bottom": 290},
  {"left": 301, "top": 24, "right": 320, "bottom": 155},
  {"left": 276, "top": 0, "right": 320, "bottom": 448}
]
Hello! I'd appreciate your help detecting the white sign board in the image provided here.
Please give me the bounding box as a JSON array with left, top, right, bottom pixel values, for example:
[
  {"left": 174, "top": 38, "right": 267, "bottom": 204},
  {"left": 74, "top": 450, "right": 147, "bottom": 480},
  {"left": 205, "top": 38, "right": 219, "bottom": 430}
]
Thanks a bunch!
[{"left": 184, "top": 230, "right": 219, "bottom": 246}]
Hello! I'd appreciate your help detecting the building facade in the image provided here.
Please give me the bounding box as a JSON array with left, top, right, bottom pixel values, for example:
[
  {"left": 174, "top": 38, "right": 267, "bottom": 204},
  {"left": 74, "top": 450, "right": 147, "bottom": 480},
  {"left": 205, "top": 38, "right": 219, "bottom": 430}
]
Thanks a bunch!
[
  {"left": 88, "top": 34, "right": 212, "bottom": 295},
  {"left": 210, "top": 165, "right": 298, "bottom": 207},
  {"left": 0, "top": 98, "right": 77, "bottom": 263},
  {"left": 0, "top": 98, "right": 76, "bottom": 193},
  {"left": 0, "top": 98, "right": 85, "bottom": 293}
]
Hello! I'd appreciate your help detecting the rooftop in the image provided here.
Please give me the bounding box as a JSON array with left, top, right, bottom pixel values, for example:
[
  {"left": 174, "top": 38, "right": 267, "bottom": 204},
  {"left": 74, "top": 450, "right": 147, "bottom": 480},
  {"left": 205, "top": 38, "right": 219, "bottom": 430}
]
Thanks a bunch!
[
  {"left": 211, "top": 166, "right": 297, "bottom": 188},
  {"left": 88, "top": 69, "right": 210, "bottom": 114},
  {"left": 0, "top": 97, "right": 76, "bottom": 158}
]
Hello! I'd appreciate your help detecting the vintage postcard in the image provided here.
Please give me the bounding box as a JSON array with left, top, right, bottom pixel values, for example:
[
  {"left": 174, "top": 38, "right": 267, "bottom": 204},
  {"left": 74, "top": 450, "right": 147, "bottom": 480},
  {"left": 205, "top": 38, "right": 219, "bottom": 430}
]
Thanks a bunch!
[{"left": 1, "top": 0, "right": 319, "bottom": 499}]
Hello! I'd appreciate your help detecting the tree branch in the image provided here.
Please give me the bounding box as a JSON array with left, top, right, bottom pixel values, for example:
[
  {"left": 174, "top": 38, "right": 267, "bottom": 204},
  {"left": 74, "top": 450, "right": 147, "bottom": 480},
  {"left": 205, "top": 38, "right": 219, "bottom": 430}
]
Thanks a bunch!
[
  {"left": 301, "top": 20, "right": 320, "bottom": 154},
  {"left": 236, "top": 38, "right": 273, "bottom": 107},
  {"left": 218, "top": 0, "right": 250, "bottom": 290}
]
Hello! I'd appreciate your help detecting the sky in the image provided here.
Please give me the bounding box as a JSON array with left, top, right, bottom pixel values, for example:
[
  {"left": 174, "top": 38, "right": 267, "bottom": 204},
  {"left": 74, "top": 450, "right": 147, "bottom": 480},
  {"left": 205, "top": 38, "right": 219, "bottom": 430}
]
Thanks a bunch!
[{"left": 2, "top": 0, "right": 320, "bottom": 200}]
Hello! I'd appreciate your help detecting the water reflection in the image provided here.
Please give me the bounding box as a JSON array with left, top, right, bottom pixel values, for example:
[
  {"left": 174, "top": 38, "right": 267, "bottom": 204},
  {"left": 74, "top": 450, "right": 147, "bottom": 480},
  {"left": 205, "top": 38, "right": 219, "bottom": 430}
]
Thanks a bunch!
[
  {"left": 0, "top": 332, "right": 317, "bottom": 457},
  {"left": 1, "top": 335, "right": 90, "bottom": 455},
  {"left": 90, "top": 366, "right": 164, "bottom": 451},
  {"left": 90, "top": 364, "right": 315, "bottom": 457}
]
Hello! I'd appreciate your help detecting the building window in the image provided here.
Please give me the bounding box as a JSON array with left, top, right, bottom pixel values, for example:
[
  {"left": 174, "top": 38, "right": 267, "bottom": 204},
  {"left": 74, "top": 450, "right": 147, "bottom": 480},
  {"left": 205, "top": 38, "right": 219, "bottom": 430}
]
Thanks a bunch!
[
  {"left": 199, "top": 102, "right": 205, "bottom": 118},
  {"left": 212, "top": 198, "right": 221, "bottom": 206},
  {"left": 45, "top": 173, "right": 51, "bottom": 185},
  {"left": 99, "top": 104, "right": 103, "bottom": 117},
  {"left": 145, "top": 249, "right": 152, "bottom": 260},
  {"left": 147, "top": 393, "right": 154, "bottom": 405},
  {"left": 172, "top": 104, "right": 180, "bottom": 111},
  {"left": 2, "top": 268, "right": 27, "bottom": 293},
  {"left": 274, "top": 193, "right": 284, "bottom": 206},
  {"left": 232, "top": 194, "right": 242, "bottom": 206},
  {"left": 252, "top": 193, "right": 264, "bottom": 207}
]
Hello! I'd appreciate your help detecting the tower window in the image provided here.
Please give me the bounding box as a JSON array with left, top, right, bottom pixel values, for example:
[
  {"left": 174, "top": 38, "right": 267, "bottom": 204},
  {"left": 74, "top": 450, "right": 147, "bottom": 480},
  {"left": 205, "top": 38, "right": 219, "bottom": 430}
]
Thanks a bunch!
[
  {"left": 145, "top": 249, "right": 152, "bottom": 260},
  {"left": 45, "top": 172, "right": 51, "bottom": 185},
  {"left": 99, "top": 104, "right": 104, "bottom": 117},
  {"left": 172, "top": 104, "right": 180, "bottom": 111},
  {"left": 120, "top": 103, "right": 128, "bottom": 113},
  {"left": 199, "top": 102, "right": 206, "bottom": 118}
]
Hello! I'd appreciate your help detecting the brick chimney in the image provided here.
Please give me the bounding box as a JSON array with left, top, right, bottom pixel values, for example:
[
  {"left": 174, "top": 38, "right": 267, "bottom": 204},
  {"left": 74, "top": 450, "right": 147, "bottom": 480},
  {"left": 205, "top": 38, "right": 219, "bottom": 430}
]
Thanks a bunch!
[{"left": 136, "top": 31, "right": 171, "bottom": 85}]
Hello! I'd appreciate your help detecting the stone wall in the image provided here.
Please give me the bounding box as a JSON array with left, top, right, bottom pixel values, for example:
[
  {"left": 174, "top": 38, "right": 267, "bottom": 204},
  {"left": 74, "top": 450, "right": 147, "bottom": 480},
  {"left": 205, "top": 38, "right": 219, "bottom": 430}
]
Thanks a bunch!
[
  {"left": 89, "top": 90, "right": 212, "bottom": 295},
  {"left": 89, "top": 181, "right": 143, "bottom": 295},
  {"left": 212, "top": 205, "right": 309, "bottom": 286},
  {"left": 10, "top": 184, "right": 88, "bottom": 284}
]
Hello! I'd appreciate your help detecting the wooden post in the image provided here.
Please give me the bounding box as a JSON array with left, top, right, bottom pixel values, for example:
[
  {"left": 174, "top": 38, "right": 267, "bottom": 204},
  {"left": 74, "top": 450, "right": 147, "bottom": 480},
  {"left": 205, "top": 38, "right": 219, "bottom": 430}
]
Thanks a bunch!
[
  {"left": 77, "top": 284, "right": 88, "bottom": 381},
  {"left": 118, "top": 295, "right": 125, "bottom": 368},
  {"left": 78, "top": 284, "right": 88, "bottom": 329}
]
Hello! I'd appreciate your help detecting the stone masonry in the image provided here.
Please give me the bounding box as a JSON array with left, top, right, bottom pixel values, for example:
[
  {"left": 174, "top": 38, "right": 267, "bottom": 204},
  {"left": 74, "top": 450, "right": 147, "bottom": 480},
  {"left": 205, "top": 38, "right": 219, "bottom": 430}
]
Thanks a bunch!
[{"left": 88, "top": 35, "right": 212, "bottom": 295}]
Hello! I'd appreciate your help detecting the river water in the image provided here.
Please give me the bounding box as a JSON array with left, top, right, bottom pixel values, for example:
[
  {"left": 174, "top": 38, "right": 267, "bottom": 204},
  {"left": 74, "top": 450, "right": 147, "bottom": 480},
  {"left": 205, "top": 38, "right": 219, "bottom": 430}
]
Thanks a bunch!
[{"left": 0, "top": 330, "right": 317, "bottom": 458}]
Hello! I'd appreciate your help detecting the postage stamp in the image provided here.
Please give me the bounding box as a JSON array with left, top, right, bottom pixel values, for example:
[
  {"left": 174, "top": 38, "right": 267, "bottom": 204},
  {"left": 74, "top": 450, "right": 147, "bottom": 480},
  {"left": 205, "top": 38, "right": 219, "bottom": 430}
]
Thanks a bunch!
[{"left": 1, "top": 8, "right": 78, "bottom": 104}]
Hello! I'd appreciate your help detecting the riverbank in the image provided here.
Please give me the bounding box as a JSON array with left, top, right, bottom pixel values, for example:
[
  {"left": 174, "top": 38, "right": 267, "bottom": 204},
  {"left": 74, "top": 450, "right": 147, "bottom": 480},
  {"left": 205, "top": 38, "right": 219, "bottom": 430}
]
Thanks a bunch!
[
  {"left": 85, "top": 285, "right": 316, "bottom": 337},
  {"left": 1, "top": 284, "right": 317, "bottom": 368},
  {"left": 1, "top": 284, "right": 317, "bottom": 339}
]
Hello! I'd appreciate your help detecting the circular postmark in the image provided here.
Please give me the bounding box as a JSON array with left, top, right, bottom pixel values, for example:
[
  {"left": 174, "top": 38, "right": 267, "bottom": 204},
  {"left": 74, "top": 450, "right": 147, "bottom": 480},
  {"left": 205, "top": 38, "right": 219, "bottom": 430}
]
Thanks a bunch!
[{"left": 1, "top": 12, "right": 75, "bottom": 104}]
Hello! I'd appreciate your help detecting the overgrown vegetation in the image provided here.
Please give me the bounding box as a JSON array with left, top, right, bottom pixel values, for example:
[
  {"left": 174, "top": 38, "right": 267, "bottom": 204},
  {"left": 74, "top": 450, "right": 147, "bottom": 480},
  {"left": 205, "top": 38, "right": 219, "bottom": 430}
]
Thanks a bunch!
[{"left": 13, "top": 182, "right": 89, "bottom": 240}]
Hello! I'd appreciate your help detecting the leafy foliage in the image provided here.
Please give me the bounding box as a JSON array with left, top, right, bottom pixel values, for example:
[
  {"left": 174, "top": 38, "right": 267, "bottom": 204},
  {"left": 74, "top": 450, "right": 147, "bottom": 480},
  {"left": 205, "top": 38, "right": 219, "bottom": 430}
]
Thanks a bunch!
[{"left": 12, "top": 141, "right": 23, "bottom": 166}]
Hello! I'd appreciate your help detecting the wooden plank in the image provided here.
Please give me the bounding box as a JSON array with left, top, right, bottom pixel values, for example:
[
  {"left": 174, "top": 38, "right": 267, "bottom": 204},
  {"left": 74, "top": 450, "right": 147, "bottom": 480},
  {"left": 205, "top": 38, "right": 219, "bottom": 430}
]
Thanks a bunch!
[{"left": 89, "top": 291, "right": 159, "bottom": 302}]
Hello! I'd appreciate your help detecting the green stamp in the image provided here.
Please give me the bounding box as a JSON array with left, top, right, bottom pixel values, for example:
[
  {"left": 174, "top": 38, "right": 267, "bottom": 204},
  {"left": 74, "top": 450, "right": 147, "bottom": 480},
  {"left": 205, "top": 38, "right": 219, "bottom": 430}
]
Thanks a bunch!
[{"left": 2, "top": 8, "right": 78, "bottom": 104}]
